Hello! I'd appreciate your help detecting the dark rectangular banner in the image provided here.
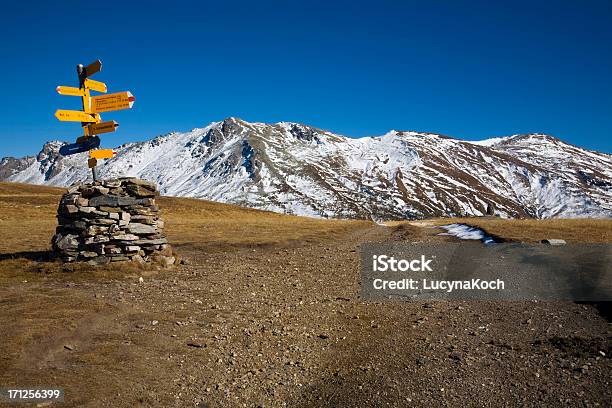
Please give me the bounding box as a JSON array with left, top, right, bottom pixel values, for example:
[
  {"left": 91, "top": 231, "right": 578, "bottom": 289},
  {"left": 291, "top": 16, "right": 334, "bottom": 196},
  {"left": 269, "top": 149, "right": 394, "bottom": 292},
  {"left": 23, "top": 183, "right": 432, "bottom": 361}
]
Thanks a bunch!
[{"left": 360, "top": 243, "right": 612, "bottom": 301}]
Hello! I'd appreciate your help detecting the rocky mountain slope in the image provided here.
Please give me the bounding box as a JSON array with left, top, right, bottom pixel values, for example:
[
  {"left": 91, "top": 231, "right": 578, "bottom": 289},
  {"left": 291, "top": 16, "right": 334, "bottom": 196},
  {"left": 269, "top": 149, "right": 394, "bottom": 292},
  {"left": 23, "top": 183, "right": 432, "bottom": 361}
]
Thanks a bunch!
[{"left": 1, "top": 118, "right": 611, "bottom": 219}]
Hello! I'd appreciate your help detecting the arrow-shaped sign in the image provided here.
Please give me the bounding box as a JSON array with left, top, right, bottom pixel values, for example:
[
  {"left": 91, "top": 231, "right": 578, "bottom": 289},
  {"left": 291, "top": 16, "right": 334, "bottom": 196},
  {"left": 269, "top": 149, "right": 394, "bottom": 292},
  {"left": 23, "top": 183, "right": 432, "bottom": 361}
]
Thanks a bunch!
[
  {"left": 55, "top": 109, "right": 97, "bottom": 123},
  {"left": 90, "top": 149, "right": 117, "bottom": 160},
  {"left": 87, "top": 120, "right": 119, "bottom": 135},
  {"left": 59, "top": 136, "right": 101, "bottom": 156},
  {"left": 84, "top": 60, "right": 102, "bottom": 77},
  {"left": 84, "top": 78, "right": 107, "bottom": 93},
  {"left": 90, "top": 91, "right": 135, "bottom": 113},
  {"left": 56, "top": 86, "right": 85, "bottom": 96}
]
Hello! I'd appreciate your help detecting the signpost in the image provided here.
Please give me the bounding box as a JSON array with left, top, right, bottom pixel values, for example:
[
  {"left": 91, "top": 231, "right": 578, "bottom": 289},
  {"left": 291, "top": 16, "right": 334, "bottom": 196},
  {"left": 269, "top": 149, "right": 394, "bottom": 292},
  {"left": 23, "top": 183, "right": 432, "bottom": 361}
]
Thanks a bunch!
[
  {"left": 56, "top": 86, "right": 85, "bottom": 97},
  {"left": 55, "top": 110, "right": 97, "bottom": 123},
  {"left": 55, "top": 60, "right": 135, "bottom": 181},
  {"left": 84, "top": 60, "right": 102, "bottom": 77},
  {"left": 87, "top": 120, "right": 119, "bottom": 135},
  {"left": 59, "top": 136, "right": 101, "bottom": 156},
  {"left": 90, "top": 91, "right": 136, "bottom": 113},
  {"left": 84, "top": 78, "right": 107, "bottom": 93},
  {"left": 89, "top": 149, "right": 117, "bottom": 160}
]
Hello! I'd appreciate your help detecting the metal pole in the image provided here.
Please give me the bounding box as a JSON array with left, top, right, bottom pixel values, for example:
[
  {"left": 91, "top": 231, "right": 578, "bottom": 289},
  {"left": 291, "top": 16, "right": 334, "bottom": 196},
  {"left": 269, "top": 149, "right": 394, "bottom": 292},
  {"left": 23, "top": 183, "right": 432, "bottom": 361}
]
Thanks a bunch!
[
  {"left": 77, "top": 64, "right": 97, "bottom": 182},
  {"left": 76, "top": 64, "right": 85, "bottom": 87}
]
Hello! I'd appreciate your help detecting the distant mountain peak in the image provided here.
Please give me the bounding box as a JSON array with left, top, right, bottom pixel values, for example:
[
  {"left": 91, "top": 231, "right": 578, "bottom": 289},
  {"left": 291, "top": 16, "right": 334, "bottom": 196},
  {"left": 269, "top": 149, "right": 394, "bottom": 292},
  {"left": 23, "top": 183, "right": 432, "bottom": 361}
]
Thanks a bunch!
[{"left": 1, "top": 118, "right": 610, "bottom": 220}]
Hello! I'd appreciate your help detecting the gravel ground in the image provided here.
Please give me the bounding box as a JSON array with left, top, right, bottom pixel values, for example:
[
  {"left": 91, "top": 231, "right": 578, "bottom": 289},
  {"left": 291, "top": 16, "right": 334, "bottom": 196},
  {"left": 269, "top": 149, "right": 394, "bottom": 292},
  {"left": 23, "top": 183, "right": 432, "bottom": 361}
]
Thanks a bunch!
[{"left": 0, "top": 223, "right": 610, "bottom": 407}]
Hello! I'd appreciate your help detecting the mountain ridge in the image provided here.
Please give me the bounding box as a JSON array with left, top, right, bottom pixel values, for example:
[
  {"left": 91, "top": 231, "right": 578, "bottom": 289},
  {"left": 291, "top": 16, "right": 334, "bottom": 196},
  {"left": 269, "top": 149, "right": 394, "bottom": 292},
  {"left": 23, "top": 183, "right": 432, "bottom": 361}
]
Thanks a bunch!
[{"left": 2, "top": 117, "right": 611, "bottom": 220}]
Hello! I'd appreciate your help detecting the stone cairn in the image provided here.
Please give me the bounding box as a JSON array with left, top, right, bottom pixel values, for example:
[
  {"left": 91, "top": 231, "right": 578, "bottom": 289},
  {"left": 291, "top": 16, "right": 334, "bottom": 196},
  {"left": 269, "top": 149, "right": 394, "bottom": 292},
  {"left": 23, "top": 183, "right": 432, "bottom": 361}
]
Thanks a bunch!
[{"left": 51, "top": 178, "right": 174, "bottom": 266}]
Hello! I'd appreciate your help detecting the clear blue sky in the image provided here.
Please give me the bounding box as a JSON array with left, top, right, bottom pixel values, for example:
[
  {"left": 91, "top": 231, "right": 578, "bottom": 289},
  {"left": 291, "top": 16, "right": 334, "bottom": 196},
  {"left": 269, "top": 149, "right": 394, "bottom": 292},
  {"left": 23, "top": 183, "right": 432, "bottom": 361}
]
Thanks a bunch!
[{"left": 1, "top": 0, "right": 611, "bottom": 157}]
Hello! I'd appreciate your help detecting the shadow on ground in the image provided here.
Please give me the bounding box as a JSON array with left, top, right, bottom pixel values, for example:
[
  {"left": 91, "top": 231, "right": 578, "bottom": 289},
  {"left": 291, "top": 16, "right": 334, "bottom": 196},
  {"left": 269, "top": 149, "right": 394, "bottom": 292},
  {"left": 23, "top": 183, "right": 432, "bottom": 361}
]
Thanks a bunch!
[{"left": 0, "top": 250, "right": 54, "bottom": 262}]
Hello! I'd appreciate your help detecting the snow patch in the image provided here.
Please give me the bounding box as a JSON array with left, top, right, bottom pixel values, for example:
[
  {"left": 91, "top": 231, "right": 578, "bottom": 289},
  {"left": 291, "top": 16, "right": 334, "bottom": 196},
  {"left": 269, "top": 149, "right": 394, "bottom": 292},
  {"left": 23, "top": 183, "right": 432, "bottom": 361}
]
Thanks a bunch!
[
  {"left": 467, "top": 137, "right": 510, "bottom": 147},
  {"left": 438, "top": 223, "right": 497, "bottom": 245}
]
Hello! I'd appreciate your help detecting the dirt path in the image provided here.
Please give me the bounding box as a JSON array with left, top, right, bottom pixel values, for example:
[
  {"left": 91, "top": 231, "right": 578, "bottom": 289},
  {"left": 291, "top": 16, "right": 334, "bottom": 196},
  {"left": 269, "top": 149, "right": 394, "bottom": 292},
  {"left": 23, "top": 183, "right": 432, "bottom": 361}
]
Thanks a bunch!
[{"left": 0, "top": 222, "right": 610, "bottom": 407}]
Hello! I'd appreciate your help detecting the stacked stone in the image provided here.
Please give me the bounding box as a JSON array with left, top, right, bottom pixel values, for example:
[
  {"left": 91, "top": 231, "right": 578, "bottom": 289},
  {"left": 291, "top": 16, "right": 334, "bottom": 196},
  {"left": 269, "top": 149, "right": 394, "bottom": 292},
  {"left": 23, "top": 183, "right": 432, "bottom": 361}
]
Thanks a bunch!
[{"left": 51, "top": 178, "right": 174, "bottom": 266}]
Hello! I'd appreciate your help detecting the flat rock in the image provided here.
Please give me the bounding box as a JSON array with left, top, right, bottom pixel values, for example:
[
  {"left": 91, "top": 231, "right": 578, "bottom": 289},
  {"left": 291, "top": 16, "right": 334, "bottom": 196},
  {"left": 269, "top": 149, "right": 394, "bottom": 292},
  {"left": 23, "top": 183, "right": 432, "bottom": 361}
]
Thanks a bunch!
[
  {"left": 93, "top": 186, "right": 110, "bottom": 195},
  {"left": 111, "top": 233, "right": 139, "bottom": 241},
  {"left": 53, "top": 234, "right": 79, "bottom": 251},
  {"left": 121, "top": 178, "right": 157, "bottom": 190},
  {"left": 89, "top": 195, "right": 139, "bottom": 208},
  {"left": 541, "top": 239, "right": 567, "bottom": 246},
  {"left": 67, "top": 185, "right": 81, "bottom": 194},
  {"left": 62, "top": 204, "right": 79, "bottom": 214},
  {"left": 126, "top": 184, "right": 156, "bottom": 198},
  {"left": 126, "top": 223, "right": 159, "bottom": 235},
  {"left": 130, "top": 208, "right": 156, "bottom": 216},
  {"left": 88, "top": 218, "right": 116, "bottom": 225},
  {"left": 135, "top": 198, "right": 155, "bottom": 206},
  {"left": 88, "top": 256, "right": 110, "bottom": 266},
  {"left": 78, "top": 206, "right": 97, "bottom": 214},
  {"left": 84, "top": 225, "right": 109, "bottom": 236},
  {"left": 102, "top": 180, "right": 122, "bottom": 188},
  {"left": 109, "top": 256, "right": 130, "bottom": 262},
  {"left": 130, "top": 215, "right": 156, "bottom": 224},
  {"left": 98, "top": 206, "right": 121, "bottom": 213},
  {"left": 133, "top": 238, "right": 168, "bottom": 245},
  {"left": 84, "top": 236, "right": 110, "bottom": 245}
]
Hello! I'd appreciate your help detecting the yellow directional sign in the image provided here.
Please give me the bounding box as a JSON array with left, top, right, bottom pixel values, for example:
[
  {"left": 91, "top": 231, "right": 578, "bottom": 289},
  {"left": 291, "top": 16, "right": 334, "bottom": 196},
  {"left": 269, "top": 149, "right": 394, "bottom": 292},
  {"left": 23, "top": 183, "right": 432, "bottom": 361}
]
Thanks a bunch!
[
  {"left": 88, "top": 120, "right": 119, "bottom": 135},
  {"left": 84, "top": 60, "right": 102, "bottom": 77},
  {"left": 90, "top": 149, "right": 117, "bottom": 160},
  {"left": 55, "top": 109, "right": 97, "bottom": 123},
  {"left": 84, "top": 78, "right": 107, "bottom": 93},
  {"left": 91, "top": 91, "right": 135, "bottom": 113},
  {"left": 55, "top": 59, "right": 133, "bottom": 181},
  {"left": 56, "top": 86, "right": 85, "bottom": 96}
]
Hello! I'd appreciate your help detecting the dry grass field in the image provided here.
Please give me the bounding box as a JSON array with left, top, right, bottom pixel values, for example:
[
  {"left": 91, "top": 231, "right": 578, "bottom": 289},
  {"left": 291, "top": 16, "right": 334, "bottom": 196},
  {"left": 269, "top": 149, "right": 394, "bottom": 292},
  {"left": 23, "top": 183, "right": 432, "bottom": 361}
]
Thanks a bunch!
[
  {"left": 0, "top": 182, "right": 610, "bottom": 407},
  {"left": 159, "top": 195, "right": 368, "bottom": 249},
  {"left": 2, "top": 182, "right": 608, "bottom": 258},
  {"left": 0, "top": 182, "right": 366, "bottom": 253},
  {"left": 0, "top": 182, "right": 63, "bottom": 254},
  {"left": 0, "top": 182, "right": 367, "bottom": 280}
]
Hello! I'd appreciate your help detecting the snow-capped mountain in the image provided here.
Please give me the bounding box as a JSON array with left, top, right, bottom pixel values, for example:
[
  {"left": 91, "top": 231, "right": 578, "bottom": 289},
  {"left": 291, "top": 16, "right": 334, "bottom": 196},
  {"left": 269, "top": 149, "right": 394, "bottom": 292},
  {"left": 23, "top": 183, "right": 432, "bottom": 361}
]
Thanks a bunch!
[{"left": 1, "top": 118, "right": 611, "bottom": 219}]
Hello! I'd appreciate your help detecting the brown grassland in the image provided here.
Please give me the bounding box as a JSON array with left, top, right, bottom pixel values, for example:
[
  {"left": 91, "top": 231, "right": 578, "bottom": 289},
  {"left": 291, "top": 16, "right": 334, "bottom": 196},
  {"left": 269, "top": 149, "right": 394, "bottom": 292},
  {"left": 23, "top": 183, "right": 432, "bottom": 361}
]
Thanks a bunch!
[
  {"left": 0, "top": 181, "right": 610, "bottom": 407},
  {"left": 0, "top": 182, "right": 367, "bottom": 280},
  {"left": 0, "top": 182, "right": 366, "bottom": 253},
  {"left": 1, "top": 181, "right": 610, "bottom": 281},
  {"left": 2, "top": 182, "right": 609, "bottom": 258}
]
